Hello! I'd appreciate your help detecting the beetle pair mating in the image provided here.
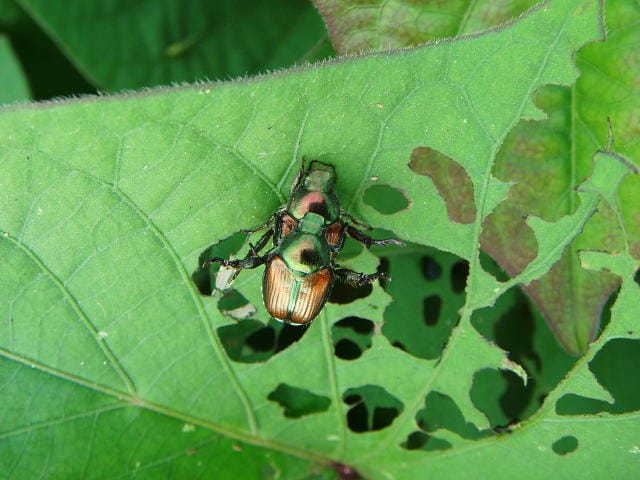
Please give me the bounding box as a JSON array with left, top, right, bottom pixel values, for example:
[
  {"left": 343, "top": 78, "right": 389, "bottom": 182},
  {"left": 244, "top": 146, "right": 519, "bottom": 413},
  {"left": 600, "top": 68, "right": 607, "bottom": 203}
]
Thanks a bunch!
[{"left": 204, "top": 160, "right": 404, "bottom": 325}]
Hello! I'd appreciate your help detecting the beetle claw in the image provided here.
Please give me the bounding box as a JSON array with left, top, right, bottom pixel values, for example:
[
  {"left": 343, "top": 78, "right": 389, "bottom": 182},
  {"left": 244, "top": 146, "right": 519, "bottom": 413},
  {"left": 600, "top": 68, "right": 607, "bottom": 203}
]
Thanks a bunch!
[
  {"left": 202, "top": 257, "right": 222, "bottom": 268},
  {"left": 369, "top": 238, "right": 406, "bottom": 248},
  {"left": 335, "top": 268, "right": 388, "bottom": 287},
  {"left": 202, "top": 257, "right": 239, "bottom": 269},
  {"left": 365, "top": 238, "right": 403, "bottom": 248}
]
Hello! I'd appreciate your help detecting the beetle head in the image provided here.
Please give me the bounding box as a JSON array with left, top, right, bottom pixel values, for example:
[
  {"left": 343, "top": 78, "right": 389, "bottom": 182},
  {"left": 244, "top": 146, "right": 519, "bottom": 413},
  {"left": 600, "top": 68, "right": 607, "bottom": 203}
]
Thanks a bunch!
[
  {"left": 288, "top": 161, "right": 340, "bottom": 222},
  {"left": 304, "top": 161, "right": 336, "bottom": 193}
]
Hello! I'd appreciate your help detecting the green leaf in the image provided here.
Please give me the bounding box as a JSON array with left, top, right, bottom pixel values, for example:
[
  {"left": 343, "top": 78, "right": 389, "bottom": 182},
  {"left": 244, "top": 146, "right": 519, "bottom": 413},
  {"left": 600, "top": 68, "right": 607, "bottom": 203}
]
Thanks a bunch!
[
  {"left": 0, "top": 0, "right": 22, "bottom": 28},
  {"left": 2, "top": 1, "right": 629, "bottom": 478},
  {"left": 378, "top": 151, "right": 640, "bottom": 479},
  {"left": 480, "top": 0, "right": 640, "bottom": 354},
  {"left": 318, "top": 0, "right": 640, "bottom": 355},
  {"left": 0, "top": 356, "right": 319, "bottom": 478},
  {"left": 313, "top": 0, "right": 540, "bottom": 54},
  {"left": 0, "top": 35, "right": 31, "bottom": 104},
  {"left": 0, "top": 3, "right": 94, "bottom": 100},
  {"left": 17, "top": 0, "right": 332, "bottom": 91}
]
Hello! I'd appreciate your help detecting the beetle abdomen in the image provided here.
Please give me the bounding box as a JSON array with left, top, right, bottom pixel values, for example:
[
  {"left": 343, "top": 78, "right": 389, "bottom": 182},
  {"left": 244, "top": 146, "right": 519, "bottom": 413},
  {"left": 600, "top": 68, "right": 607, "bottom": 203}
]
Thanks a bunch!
[{"left": 263, "top": 255, "right": 333, "bottom": 325}]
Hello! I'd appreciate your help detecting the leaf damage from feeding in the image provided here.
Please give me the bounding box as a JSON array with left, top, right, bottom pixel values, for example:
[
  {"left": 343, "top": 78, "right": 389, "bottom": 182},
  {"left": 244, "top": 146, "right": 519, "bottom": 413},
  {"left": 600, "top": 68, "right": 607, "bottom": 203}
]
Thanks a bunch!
[
  {"left": 3, "top": 0, "right": 632, "bottom": 478},
  {"left": 409, "top": 146, "right": 477, "bottom": 224}
]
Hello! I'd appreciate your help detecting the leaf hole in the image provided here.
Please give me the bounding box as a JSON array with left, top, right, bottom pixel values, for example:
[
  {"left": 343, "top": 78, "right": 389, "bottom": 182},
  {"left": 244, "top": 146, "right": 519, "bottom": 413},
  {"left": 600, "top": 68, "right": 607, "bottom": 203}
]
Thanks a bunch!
[
  {"left": 478, "top": 250, "right": 510, "bottom": 282},
  {"left": 422, "top": 295, "right": 442, "bottom": 326},
  {"left": 332, "top": 317, "right": 375, "bottom": 360},
  {"left": 450, "top": 260, "right": 469, "bottom": 293},
  {"left": 593, "top": 288, "right": 617, "bottom": 342},
  {"left": 338, "top": 237, "right": 365, "bottom": 260},
  {"left": 275, "top": 323, "right": 308, "bottom": 353},
  {"left": 329, "top": 281, "right": 372, "bottom": 304},
  {"left": 479, "top": 207, "right": 537, "bottom": 278},
  {"left": 556, "top": 338, "right": 640, "bottom": 415},
  {"left": 218, "top": 320, "right": 274, "bottom": 363},
  {"left": 469, "top": 286, "right": 578, "bottom": 426},
  {"left": 343, "top": 385, "right": 403, "bottom": 433},
  {"left": 421, "top": 255, "right": 442, "bottom": 280},
  {"left": 382, "top": 248, "right": 465, "bottom": 360},
  {"left": 552, "top": 435, "right": 578, "bottom": 455},
  {"left": 343, "top": 393, "right": 361, "bottom": 405},
  {"left": 635, "top": 268, "right": 640, "bottom": 286},
  {"left": 334, "top": 339, "right": 361, "bottom": 360},
  {"left": 378, "top": 256, "right": 390, "bottom": 289},
  {"left": 471, "top": 287, "right": 542, "bottom": 372},
  {"left": 408, "top": 146, "right": 476, "bottom": 224},
  {"left": 414, "top": 391, "right": 489, "bottom": 440},
  {"left": 218, "top": 289, "right": 256, "bottom": 320},
  {"left": 401, "top": 431, "right": 452, "bottom": 451},
  {"left": 245, "top": 326, "right": 276, "bottom": 352},
  {"left": 267, "top": 383, "right": 330, "bottom": 418},
  {"left": 192, "top": 231, "right": 247, "bottom": 295},
  {"left": 471, "top": 368, "right": 534, "bottom": 429},
  {"left": 217, "top": 319, "right": 307, "bottom": 364},
  {"left": 336, "top": 316, "right": 375, "bottom": 334},
  {"left": 362, "top": 184, "right": 409, "bottom": 215}
]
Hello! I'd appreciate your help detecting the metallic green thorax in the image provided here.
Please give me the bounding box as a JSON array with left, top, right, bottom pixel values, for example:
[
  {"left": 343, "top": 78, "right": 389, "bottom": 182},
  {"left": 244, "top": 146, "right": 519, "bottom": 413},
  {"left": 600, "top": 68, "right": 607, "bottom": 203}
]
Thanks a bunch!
[
  {"left": 287, "top": 162, "right": 340, "bottom": 223},
  {"left": 279, "top": 213, "right": 330, "bottom": 274}
]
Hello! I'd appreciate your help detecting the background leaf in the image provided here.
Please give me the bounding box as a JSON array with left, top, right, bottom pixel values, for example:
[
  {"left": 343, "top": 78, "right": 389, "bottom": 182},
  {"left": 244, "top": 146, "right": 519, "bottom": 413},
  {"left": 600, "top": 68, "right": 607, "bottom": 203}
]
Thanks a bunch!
[
  {"left": 0, "top": 34, "right": 30, "bottom": 103},
  {"left": 2, "top": 1, "right": 638, "bottom": 479},
  {"left": 313, "top": 0, "right": 540, "bottom": 54},
  {"left": 313, "top": 0, "right": 640, "bottom": 355},
  {"left": 480, "top": 0, "right": 640, "bottom": 354},
  {"left": 17, "top": 0, "right": 333, "bottom": 92},
  {"left": 0, "top": 0, "right": 94, "bottom": 101}
]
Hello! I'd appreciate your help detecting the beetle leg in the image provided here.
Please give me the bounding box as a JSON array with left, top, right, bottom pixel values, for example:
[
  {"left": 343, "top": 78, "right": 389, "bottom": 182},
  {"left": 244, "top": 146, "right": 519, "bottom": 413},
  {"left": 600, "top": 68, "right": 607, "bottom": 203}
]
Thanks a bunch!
[
  {"left": 242, "top": 211, "right": 280, "bottom": 235},
  {"left": 289, "top": 158, "right": 307, "bottom": 195},
  {"left": 248, "top": 229, "right": 274, "bottom": 255},
  {"left": 202, "top": 227, "right": 273, "bottom": 270},
  {"left": 340, "top": 211, "right": 372, "bottom": 230},
  {"left": 202, "top": 250, "right": 271, "bottom": 270},
  {"left": 335, "top": 268, "right": 388, "bottom": 286},
  {"left": 345, "top": 225, "right": 406, "bottom": 248}
]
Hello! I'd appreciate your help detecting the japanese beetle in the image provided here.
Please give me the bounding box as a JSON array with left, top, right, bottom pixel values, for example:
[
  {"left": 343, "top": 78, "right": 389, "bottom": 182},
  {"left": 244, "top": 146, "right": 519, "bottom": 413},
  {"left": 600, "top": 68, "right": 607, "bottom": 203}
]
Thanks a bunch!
[
  {"left": 204, "top": 160, "right": 404, "bottom": 325},
  {"left": 275, "top": 160, "right": 403, "bottom": 251}
]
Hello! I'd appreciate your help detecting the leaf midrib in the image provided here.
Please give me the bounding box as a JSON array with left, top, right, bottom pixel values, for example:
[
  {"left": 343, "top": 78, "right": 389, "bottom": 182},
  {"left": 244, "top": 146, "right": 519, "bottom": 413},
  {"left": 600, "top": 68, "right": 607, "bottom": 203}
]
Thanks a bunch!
[
  {"left": 6, "top": 154, "right": 261, "bottom": 436},
  {"left": 0, "top": 347, "right": 330, "bottom": 465},
  {"left": 3, "top": 231, "right": 136, "bottom": 395}
]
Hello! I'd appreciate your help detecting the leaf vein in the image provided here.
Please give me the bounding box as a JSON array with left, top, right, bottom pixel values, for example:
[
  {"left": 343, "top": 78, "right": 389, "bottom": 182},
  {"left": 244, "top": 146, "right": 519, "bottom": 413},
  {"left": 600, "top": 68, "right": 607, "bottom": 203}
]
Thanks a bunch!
[
  {"left": 107, "top": 185, "right": 259, "bottom": 435},
  {"left": 2, "top": 232, "right": 137, "bottom": 395}
]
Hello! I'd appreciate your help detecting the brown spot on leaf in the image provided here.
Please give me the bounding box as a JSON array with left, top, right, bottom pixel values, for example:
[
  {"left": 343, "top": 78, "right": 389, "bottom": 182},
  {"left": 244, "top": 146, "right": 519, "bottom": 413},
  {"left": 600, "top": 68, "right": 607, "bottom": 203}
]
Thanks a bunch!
[
  {"left": 409, "top": 147, "right": 476, "bottom": 224},
  {"left": 527, "top": 254, "right": 619, "bottom": 355},
  {"left": 480, "top": 201, "right": 537, "bottom": 277}
]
